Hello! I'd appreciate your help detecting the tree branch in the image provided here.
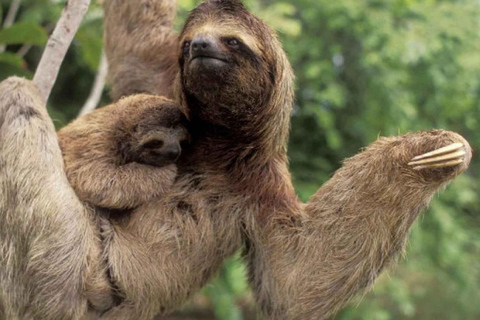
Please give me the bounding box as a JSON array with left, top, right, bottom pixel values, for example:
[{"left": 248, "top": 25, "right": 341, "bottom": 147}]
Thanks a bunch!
[
  {"left": 33, "top": 0, "right": 91, "bottom": 103},
  {"left": 16, "top": 44, "right": 32, "bottom": 58},
  {"left": 78, "top": 50, "right": 108, "bottom": 116},
  {"left": 0, "top": 0, "right": 22, "bottom": 52}
]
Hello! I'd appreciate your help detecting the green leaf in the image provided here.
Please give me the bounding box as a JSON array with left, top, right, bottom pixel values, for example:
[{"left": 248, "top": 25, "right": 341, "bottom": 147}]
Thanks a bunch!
[
  {"left": 0, "top": 52, "right": 24, "bottom": 68},
  {"left": 0, "top": 22, "right": 48, "bottom": 46},
  {"left": 0, "top": 62, "right": 32, "bottom": 80},
  {"left": 223, "top": 256, "right": 248, "bottom": 296}
]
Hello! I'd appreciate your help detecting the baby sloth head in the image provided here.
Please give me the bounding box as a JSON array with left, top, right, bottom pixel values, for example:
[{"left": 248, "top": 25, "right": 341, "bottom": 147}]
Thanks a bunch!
[
  {"left": 131, "top": 107, "right": 189, "bottom": 166},
  {"left": 177, "top": 0, "right": 294, "bottom": 135},
  {"left": 117, "top": 95, "right": 190, "bottom": 167}
]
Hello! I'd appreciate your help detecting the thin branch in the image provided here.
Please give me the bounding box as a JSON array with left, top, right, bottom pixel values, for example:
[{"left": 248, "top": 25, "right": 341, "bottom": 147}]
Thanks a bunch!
[
  {"left": 78, "top": 50, "right": 108, "bottom": 116},
  {"left": 0, "top": 0, "right": 22, "bottom": 52},
  {"left": 16, "top": 44, "right": 32, "bottom": 58},
  {"left": 2, "top": 0, "right": 21, "bottom": 27},
  {"left": 33, "top": 0, "right": 91, "bottom": 103}
]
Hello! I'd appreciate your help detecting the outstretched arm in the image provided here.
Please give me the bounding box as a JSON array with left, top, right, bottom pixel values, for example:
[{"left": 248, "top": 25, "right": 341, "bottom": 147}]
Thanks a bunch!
[
  {"left": 246, "top": 130, "right": 471, "bottom": 320},
  {"left": 58, "top": 95, "right": 178, "bottom": 210},
  {"left": 103, "top": 0, "right": 179, "bottom": 100},
  {"left": 0, "top": 77, "right": 112, "bottom": 318}
]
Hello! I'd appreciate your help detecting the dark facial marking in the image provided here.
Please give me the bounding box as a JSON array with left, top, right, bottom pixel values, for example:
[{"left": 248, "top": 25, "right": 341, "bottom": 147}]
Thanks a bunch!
[
  {"left": 142, "top": 139, "right": 164, "bottom": 150},
  {"left": 231, "top": 40, "right": 262, "bottom": 66}
]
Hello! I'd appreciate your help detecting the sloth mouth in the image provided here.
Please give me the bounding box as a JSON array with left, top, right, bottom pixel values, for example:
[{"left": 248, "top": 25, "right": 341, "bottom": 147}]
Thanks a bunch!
[
  {"left": 190, "top": 55, "right": 228, "bottom": 67},
  {"left": 192, "top": 56, "right": 226, "bottom": 62}
]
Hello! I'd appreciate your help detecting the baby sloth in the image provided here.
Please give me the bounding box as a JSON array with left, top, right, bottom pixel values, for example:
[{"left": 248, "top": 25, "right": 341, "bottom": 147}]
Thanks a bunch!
[{"left": 58, "top": 94, "right": 189, "bottom": 210}]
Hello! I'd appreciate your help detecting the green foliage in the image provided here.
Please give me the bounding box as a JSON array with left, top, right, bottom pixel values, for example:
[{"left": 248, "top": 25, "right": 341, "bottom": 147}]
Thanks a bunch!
[
  {"left": 204, "top": 256, "right": 249, "bottom": 320},
  {"left": 0, "top": 22, "right": 47, "bottom": 45},
  {"left": 1, "top": 0, "right": 479, "bottom": 319},
  {"left": 0, "top": 52, "right": 31, "bottom": 78}
]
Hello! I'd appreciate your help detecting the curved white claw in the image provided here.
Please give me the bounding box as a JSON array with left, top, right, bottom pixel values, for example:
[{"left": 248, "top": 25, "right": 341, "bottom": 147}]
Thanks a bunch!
[{"left": 408, "top": 143, "right": 466, "bottom": 170}]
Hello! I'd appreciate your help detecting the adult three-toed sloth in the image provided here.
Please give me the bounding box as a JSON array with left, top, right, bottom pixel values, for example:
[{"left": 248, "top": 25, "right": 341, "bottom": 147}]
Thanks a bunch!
[{"left": 0, "top": 0, "right": 472, "bottom": 319}]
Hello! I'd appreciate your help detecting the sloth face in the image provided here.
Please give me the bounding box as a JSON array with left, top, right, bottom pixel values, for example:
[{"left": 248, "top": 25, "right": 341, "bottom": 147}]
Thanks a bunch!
[
  {"left": 119, "top": 102, "right": 190, "bottom": 167},
  {"left": 178, "top": 0, "right": 279, "bottom": 128},
  {"left": 133, "top": 124, "right": 189, "bottom": 167}
]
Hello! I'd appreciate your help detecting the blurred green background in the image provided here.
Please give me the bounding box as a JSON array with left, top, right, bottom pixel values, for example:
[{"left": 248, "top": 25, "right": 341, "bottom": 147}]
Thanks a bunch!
[{"left": 1, "top": 0, "right": 479, "bottom": 319}]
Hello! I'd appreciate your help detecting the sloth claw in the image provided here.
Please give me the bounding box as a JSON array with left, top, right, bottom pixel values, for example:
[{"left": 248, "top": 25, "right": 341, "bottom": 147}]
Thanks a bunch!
[{"left": 408, "top": 143, "right": 466, "bottom": 170}]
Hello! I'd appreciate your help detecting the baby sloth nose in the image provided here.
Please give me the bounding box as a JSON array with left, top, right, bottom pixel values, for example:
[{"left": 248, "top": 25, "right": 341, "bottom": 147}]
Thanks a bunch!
[
  {"left": 191, "top": 36, "right": 220, "bottom": 58},
  {"left": 161, "top": 143, "right": 181, "bottom": 161}
]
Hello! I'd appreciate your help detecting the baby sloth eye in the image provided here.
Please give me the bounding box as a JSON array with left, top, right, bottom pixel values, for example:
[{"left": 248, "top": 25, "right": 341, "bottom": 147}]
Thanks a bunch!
[{"left": 143, "top": 139, "right": 164, "bottom": 149}]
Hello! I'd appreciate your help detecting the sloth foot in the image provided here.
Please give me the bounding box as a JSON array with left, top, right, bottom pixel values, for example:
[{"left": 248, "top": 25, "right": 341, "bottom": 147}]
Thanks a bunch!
[{"left": 408, "top": 142, "right": 466, "bottom": 170}]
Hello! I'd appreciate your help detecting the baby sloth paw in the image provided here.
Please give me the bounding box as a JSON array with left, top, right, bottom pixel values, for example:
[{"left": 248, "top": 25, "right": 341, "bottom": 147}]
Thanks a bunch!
[{"left": 408, "top": 142, "right": 467, "bottom": 171}]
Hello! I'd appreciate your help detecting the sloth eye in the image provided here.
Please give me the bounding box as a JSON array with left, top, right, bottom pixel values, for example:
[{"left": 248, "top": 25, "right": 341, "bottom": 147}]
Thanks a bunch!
[
  {"left": 182, "top": 41, "right": 191, "bottom": 55},
  {"left": 143, "top": 139, "right": 164, "bottom": 149},
  {"left": 225, "top": 38, "right": 240, "bottom": 48}
]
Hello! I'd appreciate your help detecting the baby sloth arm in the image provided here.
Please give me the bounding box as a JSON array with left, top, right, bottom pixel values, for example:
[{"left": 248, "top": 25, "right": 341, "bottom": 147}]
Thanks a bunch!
[
  {"left": 247, "top": 130, "right": 472, "bottom": 320},
  {"left": 58, "top": 94, "right": 189, "bottom": 209}
]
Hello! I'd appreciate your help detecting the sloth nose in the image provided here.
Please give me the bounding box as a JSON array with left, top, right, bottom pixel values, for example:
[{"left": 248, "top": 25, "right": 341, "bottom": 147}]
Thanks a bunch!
[
  {"left": 161, "top": 143, "right": 181, "bottom": 161},
  {"left": 191, "top": 36, "right": 220, "bottom": 58},
  {"left": 192, "top": 38, "right": 211, "bottom": 50}
]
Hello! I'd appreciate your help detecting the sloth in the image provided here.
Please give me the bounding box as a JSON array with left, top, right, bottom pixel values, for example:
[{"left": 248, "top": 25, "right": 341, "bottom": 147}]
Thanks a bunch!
[
  {"left": 58, "top": 94, "right": 189, "bottom": 210},
  {"left": 0, "top": 0, "right": 472, "bottom": 320}
]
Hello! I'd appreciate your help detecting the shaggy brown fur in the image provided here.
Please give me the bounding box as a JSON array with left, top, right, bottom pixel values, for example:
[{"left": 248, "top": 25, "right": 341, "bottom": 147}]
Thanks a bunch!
[
  {"left": 0, "top": 0, "right": 472, "bottom": 319},
  {"left": 244, "top": 130, "right": 472, "bottom": 319},
  {"left": 104, "top": 0, "right": 178, "bottom": 100},
  {"left": 58, "top": 94, "right": 189, "bottom": 209}
]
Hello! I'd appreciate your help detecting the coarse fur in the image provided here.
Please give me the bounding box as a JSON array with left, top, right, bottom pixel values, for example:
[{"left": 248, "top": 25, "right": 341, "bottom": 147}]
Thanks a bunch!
[
  {"left": 0, "top": 77, "right": 112, "bottom": 319},
  {"left": 244, "top": 130, "right": 472, "bottom": 319},
  {"left": 104, "top": 0, "right": 178, "bottom": 100},
  {"left": 58, "top": 94, "right": 189, "bottom": 210},
  {"left": 0, "top": 0, "right": 473, "bottom": 319}
]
